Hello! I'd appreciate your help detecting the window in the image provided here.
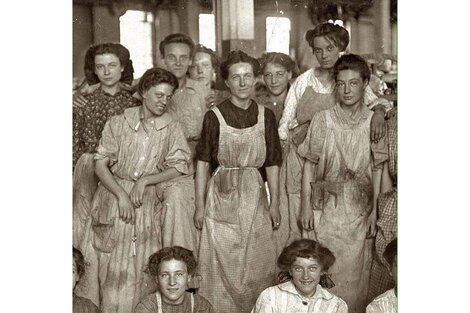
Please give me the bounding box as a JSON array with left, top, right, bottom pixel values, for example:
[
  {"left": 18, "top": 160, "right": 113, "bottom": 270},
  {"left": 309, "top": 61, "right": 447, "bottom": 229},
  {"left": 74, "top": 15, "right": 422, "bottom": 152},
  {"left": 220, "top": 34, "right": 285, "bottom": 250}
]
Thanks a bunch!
[
  {"left": 199, "top": 13, "right": 216, "bottom": 51},
  {"left": 120, "top": 10, "right": 154, "bottom": 78},
  {"left": 266, "top": 17, "right": 290, "bottom": 55}
]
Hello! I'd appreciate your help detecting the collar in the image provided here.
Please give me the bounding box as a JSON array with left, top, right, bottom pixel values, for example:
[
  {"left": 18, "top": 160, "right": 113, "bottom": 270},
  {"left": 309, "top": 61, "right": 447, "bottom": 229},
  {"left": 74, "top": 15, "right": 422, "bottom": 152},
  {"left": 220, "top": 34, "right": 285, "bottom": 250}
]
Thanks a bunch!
[
  {"left": 277, "top": 281, "right": 334, "bottom": 301},
  {"left": 123, "top": 106, "right": 173, "bottom": 131}
]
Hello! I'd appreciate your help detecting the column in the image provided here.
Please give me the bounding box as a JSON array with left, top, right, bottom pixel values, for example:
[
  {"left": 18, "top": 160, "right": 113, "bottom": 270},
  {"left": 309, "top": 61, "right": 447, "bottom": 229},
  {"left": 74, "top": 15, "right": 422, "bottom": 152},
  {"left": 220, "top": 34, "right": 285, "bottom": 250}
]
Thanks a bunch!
[{"left": 374, "top": 0, "right": 391, "bottom": 54}]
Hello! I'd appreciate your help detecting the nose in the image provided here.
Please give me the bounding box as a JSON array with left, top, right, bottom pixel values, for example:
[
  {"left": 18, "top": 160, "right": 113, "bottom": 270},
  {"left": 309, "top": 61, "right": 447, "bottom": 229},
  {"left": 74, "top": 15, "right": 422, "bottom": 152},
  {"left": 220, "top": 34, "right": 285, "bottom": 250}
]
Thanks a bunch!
[
  {"left": 161, "top": 97, "right": 168, "bottom": 105},
  {"left": 344, "top": 83, "right": 351, "bottom": 94},
  {"left": 271, "top": 75, "right": 277, "bottom": 85},
  {"left": 104, "top": 66, "right": 110, "bottom": 75},
  {"left": 197, "top": 65, "right": 203, "bottom": 74},
  {"left": 240, "top": 77, "right": 246, "bottom": 87},
  {"left": 175, "top": 58, "right": 181, "bottom": 66},
  {"left": 302, "top": 270, "right": 310, "bottom": 280},
  {"left": 169, "top": 275, "right": 176, "bottom": 286}
]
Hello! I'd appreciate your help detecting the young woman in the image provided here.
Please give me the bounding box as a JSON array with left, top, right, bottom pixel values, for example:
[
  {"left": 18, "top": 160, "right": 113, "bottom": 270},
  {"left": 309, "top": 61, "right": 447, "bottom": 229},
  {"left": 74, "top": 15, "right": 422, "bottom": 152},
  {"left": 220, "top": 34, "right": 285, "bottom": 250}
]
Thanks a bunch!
[
  {"left": 256, "top": 52, "right": 296, "bottom": 125},
  {"left": 194, "top": 50, "right": 282, "bottom": 313},
  {"left": 298, "top": 54, "right": 381, "bottom": 312},
  {"left": 135, "top": 246, "right": 213, "bottom": 313},
  {"left": 252, "top": 239, "right": 347, "bottom": 313},
  {"left": 77, "top": 68, "right": 193, "bottom": 313},
  {"left": 277, "top": 23, "right": 392, "bottom": 246},
  {"left": 73, "top": 43, "right": 139, "bottom": 249}
]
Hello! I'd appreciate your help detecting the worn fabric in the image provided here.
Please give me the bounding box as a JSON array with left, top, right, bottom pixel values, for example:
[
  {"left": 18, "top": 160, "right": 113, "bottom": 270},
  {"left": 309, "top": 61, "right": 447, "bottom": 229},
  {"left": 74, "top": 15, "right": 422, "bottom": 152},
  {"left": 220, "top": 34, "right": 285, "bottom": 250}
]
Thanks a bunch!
[
  {"left": 197, "top": 104, "right": 279, "bottom": 313},
  {"left": 196, "top": 98, "right": 282, "bottom": 181},
  {"left": 252, "top": 281, "right": 348, "bottom": 313},
  {"left": 135, "top": 292, "right": 213, "bottom": 313},
  {"left": 366, "top": 289, "right": 397, "bottom": 313},
  {"left": 73, "top": 86, "right": 140, "bottom": 250},
  {"left": 297, "top": 103, "right": 374, "bottom": 313},
  {"left": 73, "top": 294, "right": 101, "bottom": 313},
  {"left": 76, "top": 107, "right": 195, "bottom": 313},
  {"left": 368, "top": 114, "right": 397, "bottom": 301}
]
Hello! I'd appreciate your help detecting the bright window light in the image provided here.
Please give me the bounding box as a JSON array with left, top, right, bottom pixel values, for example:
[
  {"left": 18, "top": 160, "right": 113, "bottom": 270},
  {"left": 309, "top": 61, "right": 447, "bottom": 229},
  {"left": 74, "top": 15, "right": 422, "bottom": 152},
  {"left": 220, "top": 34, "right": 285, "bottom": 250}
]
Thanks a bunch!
[
  {"left": 120, "top": 10, "right": 154, "bottom": 78},
  {"left": 266, "top": 17, "right": 291, "bottom": 55},
  {"left": 199, "top": 14, "right": 216, "bottom": 51}
]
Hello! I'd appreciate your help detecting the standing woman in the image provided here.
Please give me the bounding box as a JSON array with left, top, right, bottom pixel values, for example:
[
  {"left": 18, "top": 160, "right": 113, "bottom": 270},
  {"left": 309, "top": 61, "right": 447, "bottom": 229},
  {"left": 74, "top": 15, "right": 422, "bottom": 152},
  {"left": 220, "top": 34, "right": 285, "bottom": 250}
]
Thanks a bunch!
[
  {"left": 298, "top": 54, "right": 381, "bottom": 312},
  {"left": 277, "top": 22, "right": 392, "bottom": 245},
  {"left": 73, "top": 43, "right": 139, "bottom": 249},
  {"left": 194, "top": 50, "right": 283, "bottom": 313}
]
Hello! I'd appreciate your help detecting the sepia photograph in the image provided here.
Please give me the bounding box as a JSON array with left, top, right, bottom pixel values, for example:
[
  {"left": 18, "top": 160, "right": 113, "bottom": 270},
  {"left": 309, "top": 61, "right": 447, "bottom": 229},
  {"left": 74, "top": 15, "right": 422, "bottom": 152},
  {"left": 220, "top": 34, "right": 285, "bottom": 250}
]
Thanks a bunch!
[{"left": 71, "top": 1, "right": 397, "bottom": 312}]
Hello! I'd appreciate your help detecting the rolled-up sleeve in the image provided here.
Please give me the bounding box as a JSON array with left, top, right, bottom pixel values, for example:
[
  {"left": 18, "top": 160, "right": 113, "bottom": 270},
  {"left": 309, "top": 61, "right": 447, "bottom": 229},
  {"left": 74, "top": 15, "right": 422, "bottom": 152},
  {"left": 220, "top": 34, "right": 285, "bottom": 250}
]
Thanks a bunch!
[
  {"left": 162, "top": 121, "right": 191, "bottom": 175},
  {"left": 94, "top": 117, "right": 120, "bottom": 165},
  {"left": 371, "top": 135, "right": 388, "bottom": 170},
  {"left": 297, "top": 111, "right": 328, "bottom": 164}
]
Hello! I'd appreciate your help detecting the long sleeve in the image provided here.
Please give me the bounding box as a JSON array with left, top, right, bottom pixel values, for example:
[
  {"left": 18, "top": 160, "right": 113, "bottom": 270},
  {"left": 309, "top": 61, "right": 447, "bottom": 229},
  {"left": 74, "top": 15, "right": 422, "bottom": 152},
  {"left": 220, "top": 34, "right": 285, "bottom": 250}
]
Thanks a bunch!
[{"left": 94, "top": 117, "right": 120, "bottom": 166}]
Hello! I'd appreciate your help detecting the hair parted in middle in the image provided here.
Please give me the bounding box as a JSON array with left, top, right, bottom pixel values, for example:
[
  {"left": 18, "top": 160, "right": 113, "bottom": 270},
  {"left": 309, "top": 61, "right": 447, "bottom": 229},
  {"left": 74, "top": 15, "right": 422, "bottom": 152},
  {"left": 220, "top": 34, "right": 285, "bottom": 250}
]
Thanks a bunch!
[
  {"left": 137, "top": 67, "right": 179, "bottom": 97},
  {"left": 146, "top": 246, "right": 198, "bottom": 277},
  {"left": 305, "top": 22, "right": 350, "bottom": 52},
  {"left": 159, "top": 33, "right": 196, "bottom": 58},
  {"left": 333, "top": 54, "right": 371, "bottom": 82},
  {"left": 220, "top": 50, "right": 260, "bottom": 80}
]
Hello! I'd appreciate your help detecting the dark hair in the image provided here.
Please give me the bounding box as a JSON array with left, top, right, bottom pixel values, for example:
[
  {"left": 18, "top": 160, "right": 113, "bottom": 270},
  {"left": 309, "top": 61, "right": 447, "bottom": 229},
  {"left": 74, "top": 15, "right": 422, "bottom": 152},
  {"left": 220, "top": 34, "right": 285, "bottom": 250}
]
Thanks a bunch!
[
  {"left": 259, "top": 52, "right": 296, "bottom": 75},
  {"left": 383, "top": 238, "right": 397, "bottom": 267},
  {"left": 159, "top": 33, "right": 195, "bottom": 58},
  {"left": 138, "top": 67, "right": 179, "bottom": 96},
  {"left": 193, "top": 44, "right": 220, "bottom": 72},
  {"left": 146, "top": 246, "right": 197, "bottom": 277},
  {"left": 73, "top": 247, "right": 86, "bottom": 278},
  {"left": 220, "top": 50, "right": 260, "bottom": 80},
  {"left": 305, "top": 22, "right": 350, "bottom": 52},
  {"left": 84, "top": 42, "right": 134, "bottom": 85},
  {"left": 333, "top": 54, "right": 371, "bottom": 82},
  {"left": 278, "top": 239, "right": 335, "bottom": 277}
]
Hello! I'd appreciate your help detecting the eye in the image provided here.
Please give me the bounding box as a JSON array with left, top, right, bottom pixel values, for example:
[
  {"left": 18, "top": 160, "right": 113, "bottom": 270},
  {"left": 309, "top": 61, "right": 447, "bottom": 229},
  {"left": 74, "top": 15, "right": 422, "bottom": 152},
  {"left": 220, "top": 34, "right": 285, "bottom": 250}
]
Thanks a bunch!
[
  {"left": 160, "top": 273, "right": 168, "bottom": 278},
  {"left": 110, "top": 63, "right": 118, "bottom": 68},
  {"left": 264, "top": 73, "right": 272, "bottom": 78},
  {"left": 277, "top": 71, "right": 285, "bottom": 77},
  {"left": 313, "top": 48, "right": 321, "bottom": 54},
  {"left": 350, "top": 81, "right": 359, "bottom": 87},
  {"left": 95, "top": 65, "right": 104, "bottom": 70},
  {"left": 308, "top": 266, "right": 318, "bottom": 272},
  {"left": 293, "top": 267, "right": 302, "bottom": 272},
  {"left": 336, "top": 82, "right": 345, "bottom": 88},
  {"left": 327, "top": 46, "right": 334, "bottom": 51},
  {"left": 181, "top": 56, "right": 188, "bottom": 61}
]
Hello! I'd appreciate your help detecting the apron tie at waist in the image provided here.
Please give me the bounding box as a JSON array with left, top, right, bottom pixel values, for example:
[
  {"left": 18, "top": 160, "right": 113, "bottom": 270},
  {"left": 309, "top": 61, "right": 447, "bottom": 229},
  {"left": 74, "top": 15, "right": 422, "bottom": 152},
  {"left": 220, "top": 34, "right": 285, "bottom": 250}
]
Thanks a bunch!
[{"left": 212, "top": 165, "right": 259, "bottom": 177}]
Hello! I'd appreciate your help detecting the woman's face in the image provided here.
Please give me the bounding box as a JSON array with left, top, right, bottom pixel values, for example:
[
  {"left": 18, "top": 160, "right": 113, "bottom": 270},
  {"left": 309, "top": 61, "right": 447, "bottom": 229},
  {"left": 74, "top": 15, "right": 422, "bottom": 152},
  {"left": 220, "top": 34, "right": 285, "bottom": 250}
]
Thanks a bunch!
[
  {"left": 157, "top": 259, "right": 191, "bottom": 305},
  {"left": 142, "top": 83, "right": 175, "bottom": 118},
  {"left": 335, "top": 69, "right": 368, "bottom": 107},
  {"left": 225, "top": 62, "right": 255, "bottom": 101},
  {"left": 263, "top": 62, "right": 292, "bottom": 96},
  {"left": 312, "top": 36, "right": 340, "bottom": 69},
  {"left": 94, "top": 53, "right": 123, "bottom": 88},
  {"left": 189, "top": 52, "right": 215, "bottom": 86},
  {"left": 289, "top": 257, "right": 323, "bottom": 298}
]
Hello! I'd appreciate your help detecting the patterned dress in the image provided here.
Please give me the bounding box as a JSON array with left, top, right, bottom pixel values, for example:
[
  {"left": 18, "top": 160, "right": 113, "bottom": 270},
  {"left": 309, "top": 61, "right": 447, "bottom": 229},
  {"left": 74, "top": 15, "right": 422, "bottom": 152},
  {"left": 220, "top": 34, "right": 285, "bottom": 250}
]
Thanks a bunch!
[
  {"left": 73, "top": 85, "right": 139, "bottom": 249},
  {"left": 298, "top": 103, "right": 375, "bottom": 313},
  {"left": 75, "top": 107, "right": 192, "bottom": 313},
  {"left": 197, "top": 103, "right": 280, "bottom": 313},
  {"left": 368, "top": 109, "right": 397, "bottom": 301}
]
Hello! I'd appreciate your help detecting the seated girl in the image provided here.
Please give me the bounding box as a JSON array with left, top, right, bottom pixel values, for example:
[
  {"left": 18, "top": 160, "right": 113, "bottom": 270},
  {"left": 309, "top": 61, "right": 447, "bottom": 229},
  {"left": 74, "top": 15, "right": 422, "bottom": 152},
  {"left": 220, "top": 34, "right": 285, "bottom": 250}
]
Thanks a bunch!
[
  {"left": 135, "top": 246, "right": 213, "bottom": 313},
  {"left": 251, "top": 239, "right": 348, "bottom": 313},
  {"left": 366, "top": 239, "right": 397, "bottom": 313},
  {"left": 73, "top": 247, "right": 100, "bottom": 313},
  {"left": 78, "top": 68, "right": 195, "bottom": 312}
]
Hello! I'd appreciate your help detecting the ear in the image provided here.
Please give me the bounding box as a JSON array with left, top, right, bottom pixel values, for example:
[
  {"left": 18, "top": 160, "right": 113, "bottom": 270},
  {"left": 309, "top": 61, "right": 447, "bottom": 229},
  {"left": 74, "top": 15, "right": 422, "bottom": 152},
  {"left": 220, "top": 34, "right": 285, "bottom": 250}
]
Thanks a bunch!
[
  {"left": 187, "top": 274, "right": 193, "bottom": 283},
  {"left": 287, "top": 71, "right": 293, "bottom": 81},
  {"left": 224, "top": 79, "right": 230, "bottom": 88}
]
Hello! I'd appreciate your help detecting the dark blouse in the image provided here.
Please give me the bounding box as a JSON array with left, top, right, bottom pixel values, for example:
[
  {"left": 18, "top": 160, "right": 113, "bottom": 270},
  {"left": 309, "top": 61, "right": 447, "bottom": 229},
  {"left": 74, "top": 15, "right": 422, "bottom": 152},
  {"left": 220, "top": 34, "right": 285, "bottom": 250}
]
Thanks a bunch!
[
  {"left": 196, "top": 99, "right": 282, "bottom": 180},
  {"left": 73, "top": 87, "right": 140, "bottom": 167}
]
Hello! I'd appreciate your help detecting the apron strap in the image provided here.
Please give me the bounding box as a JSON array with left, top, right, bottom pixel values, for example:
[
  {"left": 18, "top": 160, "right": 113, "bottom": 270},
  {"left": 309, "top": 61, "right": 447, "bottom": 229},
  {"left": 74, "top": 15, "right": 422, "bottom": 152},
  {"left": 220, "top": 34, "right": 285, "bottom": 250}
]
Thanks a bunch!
[
  {"left": 256, "top": 104, "right": 265, "bottom": 125},
  {"left": 211, "top": 106, "right": 227, "bottom": 127},
  {"left": 190, "top": 293, "right": 194, "bottom": 313},
  {"left": 156, "top": 291, "right": 163, "bottom": 313}
]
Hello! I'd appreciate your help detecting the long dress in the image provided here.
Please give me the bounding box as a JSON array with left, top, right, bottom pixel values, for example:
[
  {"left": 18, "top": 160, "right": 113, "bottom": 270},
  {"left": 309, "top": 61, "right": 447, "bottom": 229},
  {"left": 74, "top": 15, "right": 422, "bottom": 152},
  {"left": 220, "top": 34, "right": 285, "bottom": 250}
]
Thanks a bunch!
[
  {"left": 367, "top": 109, "right": 397, "bottom": 301},
  {"left": 76, "top": 107, "right": 192, "bottom": 313},
  {"left": 73, "top": 85, "right": 139, "bottom": 250},
  {"left": 197, "top": 103, "right": 279, "bottom": 313},
  {"left": 298, "top": 103, "right": 375, "bottom": 313}
]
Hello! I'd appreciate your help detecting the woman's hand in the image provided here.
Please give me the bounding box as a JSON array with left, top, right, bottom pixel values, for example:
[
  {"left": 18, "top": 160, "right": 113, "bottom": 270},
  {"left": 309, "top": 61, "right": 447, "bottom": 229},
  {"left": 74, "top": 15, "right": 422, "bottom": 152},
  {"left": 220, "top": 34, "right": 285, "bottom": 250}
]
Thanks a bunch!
[
  {"left": 270, "top": 203, "right": 281, "bottom": 230},
  {"left": 300, "top": 207, "right": 314, "bottom": 231},
  {"left": 73, "top": 93, "right": 89, "bottom": 109},
  {"left": 193, "top": 206, "right": 205, "bottom": 231},
  {"left": 366, "top": 208, "right": 378, "bottom": 238},
  {"left": 129, "top": 177, "right": 148, "bottom": 208},
  {"left": 370, "top": 106, "right": 386, "bottom": 143},
  {"left": 117, "top": 193, "right": 135, "bottom": 224}
]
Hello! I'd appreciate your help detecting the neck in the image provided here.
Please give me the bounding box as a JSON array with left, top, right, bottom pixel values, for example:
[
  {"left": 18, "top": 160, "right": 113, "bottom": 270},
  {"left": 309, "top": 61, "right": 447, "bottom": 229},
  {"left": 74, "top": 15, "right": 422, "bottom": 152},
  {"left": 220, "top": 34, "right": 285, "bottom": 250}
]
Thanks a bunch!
[
  {"left": 141, "top": 104, "right": 156, "bottom": 120},
  {"left": 340, "top": 100, "right": 363, "bottom": 116},
  {"left": 101, "top": 83, "right": 120, "bottom": 95},
  {"left": 230, "top": 96, "right": 251, "bottom": 110},
  {"left": 268, "top": 89, "right": 288, "bottom": 104},
  {"left": 177, "top": 76, "right": 187, "bottom": 90}
]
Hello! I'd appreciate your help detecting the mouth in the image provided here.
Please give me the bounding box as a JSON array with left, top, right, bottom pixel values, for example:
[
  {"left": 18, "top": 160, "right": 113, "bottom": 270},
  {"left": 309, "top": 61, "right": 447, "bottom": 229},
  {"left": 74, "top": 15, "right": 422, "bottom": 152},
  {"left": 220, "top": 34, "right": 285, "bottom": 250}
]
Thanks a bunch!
[
  {"left": 299, "top": 281, "right": 314, "bottom": 286},
  {"left": 167, "top": 287, "right": 180, "bottom": 293},
  {"left": 343, "top": 96, "right": 353, "bottom": 100}
]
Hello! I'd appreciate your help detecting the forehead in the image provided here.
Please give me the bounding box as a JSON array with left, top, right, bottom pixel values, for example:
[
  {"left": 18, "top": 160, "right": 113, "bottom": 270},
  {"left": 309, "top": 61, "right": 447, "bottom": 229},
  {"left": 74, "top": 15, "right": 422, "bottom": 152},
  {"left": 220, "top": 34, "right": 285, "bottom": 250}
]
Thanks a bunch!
[
  {"left": 291, "top": 256, "right": 321, "bottom": 267},
  {"left": 164, "top": 43, "right": 191, "bottom": 56},
  {"left": 193, "top": 52, "right": 212, "bottom": 63},
  {"left": 313, "top": 36, "right": 335, "bottom": 49},
  {"left": 146, "top": 83, "right": 175, "bottom": 94},
  {"left": 336, "top": 69, "right": 363, "bottom": 81},
  {"left": 228, "top": 62, "right": 253, "bottom": 75},
  {"left": 94, "top": 53, "right": 120, "bottom": 64},
  {"left": 158, "top": 259, "right": 188, "bottom": 272},
  {"left": 264, "top": 62, "right": 287, "bottom": 73}
]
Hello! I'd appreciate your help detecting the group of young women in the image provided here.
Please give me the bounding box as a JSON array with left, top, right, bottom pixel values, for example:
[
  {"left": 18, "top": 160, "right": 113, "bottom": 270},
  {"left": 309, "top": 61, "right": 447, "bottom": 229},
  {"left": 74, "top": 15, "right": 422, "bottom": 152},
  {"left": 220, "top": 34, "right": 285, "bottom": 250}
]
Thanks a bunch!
[{"left": 72, "top": 21, "right": 397, "bottom": 313}]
